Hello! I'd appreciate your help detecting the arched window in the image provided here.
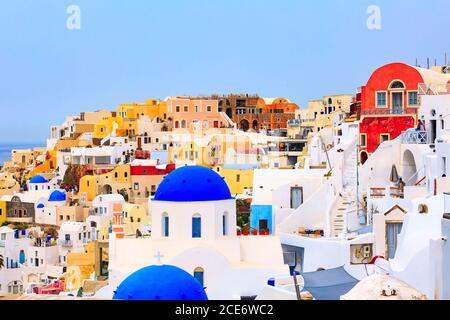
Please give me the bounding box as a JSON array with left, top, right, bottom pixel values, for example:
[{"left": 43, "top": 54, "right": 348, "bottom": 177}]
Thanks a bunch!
[
  {"left": 192, "top": 214, "right": 201, "bottom": 238},
  {"left": 181, "top": 120, "right": 186, "bottom": 128},
  {"left": 193, "top": 267, "right": 204, "bottom": 287},
  {"left": 222, "top": 212, "right": 228, "bottom": 236},
  {"left": 162, "top": 213, "right": 169, "bottom": 237},
  {"left": 175, "top": 121, "right": 180, "bottom": 129},
  {"left": 390, "top": 80, "right": 405, "bottom": 89}
]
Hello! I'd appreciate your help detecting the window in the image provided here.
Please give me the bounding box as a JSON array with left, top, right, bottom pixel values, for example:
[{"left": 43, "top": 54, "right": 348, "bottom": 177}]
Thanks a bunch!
[
  {"left": 376, "top": 92, "right": 387, "bottom": 107},
  {"left": 360, "top": 134, "right": 367, "bottom": 147},
  {"left": 380, "top": 134, "right": 390, "bottom": 143},
  {"left": 222, "top": 213, "right": 227, "bottom": 236},
  {"left": 162, "top": 214, "right": 169, "bottom": 237},
  {"left": 124, "top": 172, "right": 128, "bottom": 178},
  {"left": 195, "top": 106, "right": 198, "bottom": 112},
  {"left": 114, "top": 172, "right": 118, "bottom": 178},
  {"left": 134, "top": 183, "right": 139, "bottom": 190},
  {"left": 193, "top": 267, "right": 204, "bottom": 287},
  {"left": 192, "top": 214, "right": 201, "bottom": 238},
  {"left": 390, "top": 81, "right": 405, "bottom": 89},
  {"left": 290, "top": 187, "right": 303, "bottom": 209},
  {"left": 207, "top": 106, "right": 212, "bottom": 112},
  {"left": 181, "top": 120, "right": 186, "bottom": 128},
  {"left": 408, "top": 91, "right": 418, "bottom": 106},
  {"left": 184, "top": 106, "right": 188, "bottom": 112},
  {"left": 176, "top": 106, "right": 180, "bottom": 112},
  {"left": 236, "top": 174, "right": 240, "bottom": 183}
]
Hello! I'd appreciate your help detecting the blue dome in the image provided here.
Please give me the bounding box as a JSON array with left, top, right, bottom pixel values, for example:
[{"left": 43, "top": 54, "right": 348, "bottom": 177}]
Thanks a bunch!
[
  {"left": 113, "top": 265, "right": 208, "bottom": 300},
  {"left": 36, "top": 203, "right": 45, "bottom": 209},
  {"left": 48, "top": 190, "right": 66, "bottom": 202},
  {"left": 30, "top": 175, "right": 47, "bottom": 183},
  {"left": 154, "top": 166, "right": 232, "bottom": 202}
]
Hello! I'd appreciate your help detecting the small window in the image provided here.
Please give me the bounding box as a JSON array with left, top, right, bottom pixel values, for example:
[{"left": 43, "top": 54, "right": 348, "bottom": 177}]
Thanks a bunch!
[
  {"left": 124, "top": 172, "right": 128, "bottom": 178},
  {"left": 134, "top": 182, "right": 139, "bottom": 190},
  {"left": 193, "top": 267, "right": 204, "bottom": 286},
  {"left": 176, "top": 106, "right": 180, "bottom": 112},
  {"left": 184, "top": 106, "right": 188, "bottom": 112},
  {"left": 380, "top": 134, "right": 390, "bottom": 143},
  {"left": 360, "top": 134, "right": 367, "bottom": 147},
  {"left": 236, "top": 174, "right": 241, "bottom": 183},
  {"left": 390, "top": 81, "right": 405, "bottom": 89},
  {"left": 207, "top": 106, "right": 212, "bottom": 112},
  {"left": 376, "top": 92, "right": 387, "bottom": 107},
  {"left": 163, "top": 214, "right": 169, "bottom": 237},
  {"left": 192, "top": 214, "right": 202, "bottom": 238},
  {"left": 408, "top": 92, "right": 418, "bottom": 106}
]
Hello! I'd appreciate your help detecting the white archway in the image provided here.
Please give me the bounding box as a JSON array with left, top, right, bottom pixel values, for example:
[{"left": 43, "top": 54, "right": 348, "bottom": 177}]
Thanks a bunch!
[{"left": 402, "top": 149, "right": 417, "bottom": 186}]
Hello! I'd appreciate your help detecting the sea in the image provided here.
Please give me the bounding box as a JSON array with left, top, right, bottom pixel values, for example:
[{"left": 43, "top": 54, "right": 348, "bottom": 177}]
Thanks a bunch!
[{"left": 0, "top": 142, "right": 46, "bottom": 166}]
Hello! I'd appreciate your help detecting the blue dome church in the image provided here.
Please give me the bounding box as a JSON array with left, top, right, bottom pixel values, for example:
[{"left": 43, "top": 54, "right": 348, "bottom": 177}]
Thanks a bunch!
[{"left": 112, "top": 264, "right": 208, "bottom": 300}]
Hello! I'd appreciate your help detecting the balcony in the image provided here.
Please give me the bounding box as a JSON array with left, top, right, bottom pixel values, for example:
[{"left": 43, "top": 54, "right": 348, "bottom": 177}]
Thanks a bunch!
[
  {"left": 360, "top": 108, "right": 418, "bottom": 116},
  {"left": 57, "top": 239, "right": 73, "bottom": 247},
  {"left": 401, "top": 130, "right": 428, "bottom": 144}
]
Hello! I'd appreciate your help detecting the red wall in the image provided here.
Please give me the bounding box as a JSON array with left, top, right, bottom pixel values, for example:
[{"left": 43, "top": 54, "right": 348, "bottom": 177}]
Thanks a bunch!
[
  {"left": 361, "top": 63, "right": 424, "bottom": 111},
  {"left": 359, "top": 116, "right": 415, "bottom": 153},
  {"left": 130, "top": 163, "right": 175, "bottom": 176}
]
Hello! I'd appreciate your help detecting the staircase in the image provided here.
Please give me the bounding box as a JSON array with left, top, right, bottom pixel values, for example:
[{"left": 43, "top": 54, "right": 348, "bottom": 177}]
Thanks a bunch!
[{"left": 330, "top": 141, "right": 359, "bottom": 237}]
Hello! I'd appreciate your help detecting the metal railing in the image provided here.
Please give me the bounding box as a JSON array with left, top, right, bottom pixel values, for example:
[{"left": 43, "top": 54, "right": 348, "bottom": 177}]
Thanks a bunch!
[
  {"left": 401, "top": 130, "right": 428, "bottom": 144},
  {"left": 57, "top": 239, "right": 73, "bottom": 247}
]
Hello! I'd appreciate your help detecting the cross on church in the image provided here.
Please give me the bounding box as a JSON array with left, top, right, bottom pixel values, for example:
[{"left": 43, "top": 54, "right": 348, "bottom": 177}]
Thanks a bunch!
[{"left": 154, "top": 250, "right": 164, "bottom": 265}]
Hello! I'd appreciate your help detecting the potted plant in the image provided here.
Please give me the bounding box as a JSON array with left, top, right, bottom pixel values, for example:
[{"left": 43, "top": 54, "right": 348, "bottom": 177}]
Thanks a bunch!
[
  {"left": 252, "top": 229, "right": 258, "bottom": 236},
  {"left": 243, "top": 229, "right": 249, "bottom": 236}
]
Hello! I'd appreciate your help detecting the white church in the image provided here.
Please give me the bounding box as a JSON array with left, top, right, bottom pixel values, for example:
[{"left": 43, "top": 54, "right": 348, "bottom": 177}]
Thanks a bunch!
[{"left": 97, "top": 165, "right": 290, "bottom": 300}]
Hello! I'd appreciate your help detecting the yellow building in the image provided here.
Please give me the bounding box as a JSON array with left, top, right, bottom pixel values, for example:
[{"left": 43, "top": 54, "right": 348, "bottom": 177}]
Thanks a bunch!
[
  {"left": 65, "top": 242, "right": 96, "bottom": 292},
  {"left": 0, "top": 200, "right": 6, "bottom": 225},
  {"left": 122, "top": 203, "right": 150, "bottom": 235},
  {"left": 27, "top": 150, "right": 58, "bottom": 180},
  {"left": 214, "top": 167, "right": 254, "bottom": 195},
  {"left": 79, "top": 165, "right": 131, "bottom": 201}
]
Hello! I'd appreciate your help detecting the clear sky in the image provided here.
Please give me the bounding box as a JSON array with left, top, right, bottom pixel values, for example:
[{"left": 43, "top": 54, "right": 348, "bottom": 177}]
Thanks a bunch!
[{"left": 0, "top": 0, "right": 449, "bottom": 143}]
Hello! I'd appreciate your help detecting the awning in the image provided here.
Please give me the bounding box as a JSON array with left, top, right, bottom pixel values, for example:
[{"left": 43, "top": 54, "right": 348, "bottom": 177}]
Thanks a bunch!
[{"left": 302, "top": 266, "right": 359, "bottom": 300}]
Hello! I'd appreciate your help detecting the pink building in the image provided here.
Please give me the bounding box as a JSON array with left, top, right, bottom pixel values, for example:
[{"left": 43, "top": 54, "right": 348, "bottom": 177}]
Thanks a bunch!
[{"left": 166, "top": 97, "right": 232, "bottom": 131}]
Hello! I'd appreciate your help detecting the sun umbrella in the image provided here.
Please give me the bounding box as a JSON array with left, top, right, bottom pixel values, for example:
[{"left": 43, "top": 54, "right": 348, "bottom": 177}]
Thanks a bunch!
[{"left": 390, "top": 165, "right": 399, "bottom": 183}]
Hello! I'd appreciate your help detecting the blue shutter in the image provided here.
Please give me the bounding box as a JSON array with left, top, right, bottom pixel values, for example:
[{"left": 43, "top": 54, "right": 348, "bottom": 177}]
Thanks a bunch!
[
  {"left": 192, "top": 217, "right": 201, "bottom": 238},
  {"left": 164, "top": 216, "right": 169, "bottom": 237},
  {"left": 222, "top": 215, "right": 227, "bottom": 236},
  {"left": 194, "top": 271, "right": 204, "bottom": 286}
]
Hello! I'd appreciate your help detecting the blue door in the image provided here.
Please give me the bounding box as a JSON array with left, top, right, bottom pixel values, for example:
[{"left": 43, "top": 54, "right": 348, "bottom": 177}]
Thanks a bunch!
[
  {"left": 192, "top": 217, "right": 201, "bottom": 238},
  {"left": 387, "top": 222, "right": 403, "bottom": 259}
]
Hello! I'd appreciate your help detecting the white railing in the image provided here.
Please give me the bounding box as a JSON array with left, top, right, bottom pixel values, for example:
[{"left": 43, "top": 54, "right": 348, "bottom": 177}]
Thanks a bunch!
[{"left": 401, "top": 130, "right": 428, "bottom": 144}]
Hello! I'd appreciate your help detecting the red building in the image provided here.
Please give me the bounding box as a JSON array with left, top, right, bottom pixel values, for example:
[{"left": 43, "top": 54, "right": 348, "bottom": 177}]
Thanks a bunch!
[{"left": 357, "top": 62, "right": 443, "bottom": 163}]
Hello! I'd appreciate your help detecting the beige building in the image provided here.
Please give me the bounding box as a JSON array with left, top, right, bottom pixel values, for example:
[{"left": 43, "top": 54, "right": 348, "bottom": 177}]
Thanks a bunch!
[{"left": 289, "top": 94, "right": 353, "bottom": 139}]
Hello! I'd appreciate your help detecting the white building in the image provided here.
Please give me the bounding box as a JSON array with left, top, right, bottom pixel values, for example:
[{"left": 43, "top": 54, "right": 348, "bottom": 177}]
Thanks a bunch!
[{"left": 101, "top": 166, "right": 290, "bottom": 300}]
